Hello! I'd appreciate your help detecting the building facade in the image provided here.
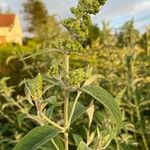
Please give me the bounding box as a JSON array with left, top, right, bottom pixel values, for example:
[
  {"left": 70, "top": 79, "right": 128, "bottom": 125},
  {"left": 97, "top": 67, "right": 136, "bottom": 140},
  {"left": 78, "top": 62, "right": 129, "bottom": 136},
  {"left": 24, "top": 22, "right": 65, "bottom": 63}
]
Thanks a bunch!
[{"left": 0, "top": 14, "right": 23, "bottom": 45}]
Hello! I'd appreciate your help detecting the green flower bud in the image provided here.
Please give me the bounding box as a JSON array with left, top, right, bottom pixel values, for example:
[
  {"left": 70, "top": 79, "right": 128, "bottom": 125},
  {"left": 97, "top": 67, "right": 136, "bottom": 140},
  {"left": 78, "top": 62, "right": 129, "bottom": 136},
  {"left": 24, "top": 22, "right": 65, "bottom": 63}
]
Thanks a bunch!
[
  {"left": 26, "top": 73, "right": 43, "bottom": 100},
  {"left": 68, "top": 68, "right": 86, "bottom": 86},
  {"left": 53, "top": 38, "right": 86, "bottom": 54},
  {"left": 78, "top": 0, "right": 106, "bottom": 15},
  {"left": 47, "top": 64, "right": 60, "bottom": 77}
]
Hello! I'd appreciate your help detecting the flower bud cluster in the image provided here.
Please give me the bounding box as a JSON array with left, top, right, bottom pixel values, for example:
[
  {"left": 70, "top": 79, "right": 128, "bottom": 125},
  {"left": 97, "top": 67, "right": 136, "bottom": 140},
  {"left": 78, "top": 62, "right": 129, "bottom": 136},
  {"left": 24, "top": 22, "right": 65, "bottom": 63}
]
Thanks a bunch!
[
  {"left": 52, "top": 0, "right": 106, "bottom": 55},
  {"left": 47, "top": 64, "right": 61, "bottom": 77},
  {"left": 53, "top": 38, "right": 86, "bottom": 54},
  {"left": 78, "top": 0, "right": 106, "bottom": 15},
  {"left": 62, "top": 14, "right": 92, "bottom": 39},
  {"left": 26, "top": 73, "right": 43, "bottom": 100},
  {"left": 68, "top": 68, "right": 90, "bottom": 86}
]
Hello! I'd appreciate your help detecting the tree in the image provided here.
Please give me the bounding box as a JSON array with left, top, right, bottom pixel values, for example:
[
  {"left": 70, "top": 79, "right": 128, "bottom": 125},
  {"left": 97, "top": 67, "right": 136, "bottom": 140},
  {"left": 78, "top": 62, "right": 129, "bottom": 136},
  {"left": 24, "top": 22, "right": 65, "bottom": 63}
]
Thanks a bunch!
[
  {"left": 23, "top": 0, "right": 64, "bottom": 45},
  {"left": 23, "top": 0, "right": 48, "bottom": 34}
]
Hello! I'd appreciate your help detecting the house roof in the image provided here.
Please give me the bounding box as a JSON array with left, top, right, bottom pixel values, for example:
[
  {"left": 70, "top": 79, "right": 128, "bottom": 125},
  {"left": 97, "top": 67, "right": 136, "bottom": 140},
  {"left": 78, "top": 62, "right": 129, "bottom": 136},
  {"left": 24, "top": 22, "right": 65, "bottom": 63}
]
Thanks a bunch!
[{"left": 0, "top": 14, "right": 15, "bottom": 27}]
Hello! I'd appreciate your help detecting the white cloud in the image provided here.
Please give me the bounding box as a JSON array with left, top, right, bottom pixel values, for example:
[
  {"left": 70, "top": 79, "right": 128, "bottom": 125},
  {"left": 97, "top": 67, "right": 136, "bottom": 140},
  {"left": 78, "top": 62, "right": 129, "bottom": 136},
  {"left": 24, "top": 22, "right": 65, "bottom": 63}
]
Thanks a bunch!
[
  {"left": 96, "top": 0, "right": 150, "bottom": 19},
  {"left": 92, "top": 0, "right": 150, "bottom": 29},
  {"left": 0, "top": 0, "right": 8, "bottom": 11},
  {"left": 132, "top": 1, "right": 150, "bottom": 14}
]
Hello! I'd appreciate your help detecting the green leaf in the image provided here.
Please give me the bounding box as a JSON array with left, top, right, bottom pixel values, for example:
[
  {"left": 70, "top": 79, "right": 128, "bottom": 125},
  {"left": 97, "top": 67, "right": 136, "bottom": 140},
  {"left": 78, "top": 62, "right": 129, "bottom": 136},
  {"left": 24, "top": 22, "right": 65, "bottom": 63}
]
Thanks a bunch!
[
  {"left": 69, "top": 102, "right": 87, "bottom": 123},
  {"left": 76, "top": 141, "right": 92, "bottom": 150},
  {"left": 96, "top": 129, "right": 118, "bottom": 149},
  {"left": 115, "top": 88, "right": 126, "bottom": 105},
  {"left": 13, "top": 126, "right": 61, "bottom": 150},
  {"left": 72, "top": 134, "right": 83, "bottom": 145},
  {"left": 39, "top": 137, "right": 65, "bottom": 150},
  {"left": 44, "top": 76, "right": 65, "bottom": 87},
  {"left": 45, "top": 106, "right": 54, "bottom": 119},
  {"left": 86, "top": 103, "right": 95, "bottom": 127},
  {"left": 43, "top": 96, "right": 57, "bottom": 106},
  {"left": 81, "top": 85, "right": 122, "bottom": 132},
  {"left": 51, "top": 137, "right": 65, "bottom": 150}
]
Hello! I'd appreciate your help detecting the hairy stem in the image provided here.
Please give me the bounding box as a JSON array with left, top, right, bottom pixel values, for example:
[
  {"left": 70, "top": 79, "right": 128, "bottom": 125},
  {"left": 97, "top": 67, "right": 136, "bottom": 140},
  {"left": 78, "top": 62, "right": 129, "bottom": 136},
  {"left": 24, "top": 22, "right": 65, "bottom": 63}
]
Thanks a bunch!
[
  {"left": 41, "top": 113, "right": 65, "bottom": 131},
  {"left": 64, "top": 54, "right": 70, "bottom": 150},
  {"left": 134, "top": 100, "right": 149, "bottom": 150},
  {"left": 64, "top": 91, "right": 69, "bottom": 150},
  {"left": 65, "top": 54, "right": 69, "bottom": 73},
  {"left": 68, "top": 91, "right": 82, "bottom": 126},
  {"left": 0, "top": 110, "right": 15, "bottom": 124}
]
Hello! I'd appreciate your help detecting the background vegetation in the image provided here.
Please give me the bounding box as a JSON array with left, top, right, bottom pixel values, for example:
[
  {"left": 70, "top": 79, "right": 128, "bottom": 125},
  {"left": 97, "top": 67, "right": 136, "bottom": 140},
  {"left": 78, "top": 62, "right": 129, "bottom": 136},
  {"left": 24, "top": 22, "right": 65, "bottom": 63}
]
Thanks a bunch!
[{"left": 0, "top": 0, "right": 149, "bottom": 149}]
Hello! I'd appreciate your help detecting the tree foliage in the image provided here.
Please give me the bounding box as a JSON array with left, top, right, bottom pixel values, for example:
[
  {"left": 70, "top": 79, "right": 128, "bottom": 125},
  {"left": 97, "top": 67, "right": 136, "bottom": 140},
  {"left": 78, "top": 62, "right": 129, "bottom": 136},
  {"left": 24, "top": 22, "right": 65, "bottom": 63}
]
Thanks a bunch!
[
  {"left": 23, "top": 0, "right": 64, "bottom": 45},
  {"left": 23, "top": 0, "right": 48, "bottom": 33}
]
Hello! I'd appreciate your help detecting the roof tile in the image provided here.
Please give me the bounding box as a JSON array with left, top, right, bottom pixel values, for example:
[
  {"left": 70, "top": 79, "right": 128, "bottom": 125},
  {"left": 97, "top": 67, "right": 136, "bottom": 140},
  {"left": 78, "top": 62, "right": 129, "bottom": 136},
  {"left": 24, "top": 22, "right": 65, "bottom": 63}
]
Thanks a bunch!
[{"left": 0, "top": 14, "right": 15, "bottom": 27}]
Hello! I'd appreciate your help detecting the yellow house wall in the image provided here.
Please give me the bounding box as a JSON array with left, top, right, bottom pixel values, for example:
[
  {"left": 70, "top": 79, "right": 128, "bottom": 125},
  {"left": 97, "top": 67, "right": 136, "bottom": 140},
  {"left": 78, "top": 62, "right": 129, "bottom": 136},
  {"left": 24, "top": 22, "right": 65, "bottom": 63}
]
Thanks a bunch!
[
  {"left": 0, "top": 15, "right": 23, "bottom": 45},
  {"left": 0, "top": 27, "right": 9, "bottom": 35}
]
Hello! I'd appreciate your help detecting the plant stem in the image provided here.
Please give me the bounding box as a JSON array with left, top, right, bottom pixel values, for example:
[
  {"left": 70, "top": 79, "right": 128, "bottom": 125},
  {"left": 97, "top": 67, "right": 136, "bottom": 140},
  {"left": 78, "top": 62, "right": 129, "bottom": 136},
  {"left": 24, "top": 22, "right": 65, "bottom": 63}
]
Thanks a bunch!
[
  {"left": 115, "top": 139, "right": 120, "bottom": 150},
  {"left": 68, "top": 91, "right": 82, "bottom": 126},
  {"left": 41, "top": 113, "right": 65, "bottom": 131},
  {"left": 0, "top": 110, "right": 15, "bottom": 124},
  {"left": 134, "top": 100, "right": 149, "bottom": 150},
  {"left": 64, "top": 91, "right": 69, "bottom": 129},
  {"left": 64, "top": 54, "right": 70, "bottom": 150},
  {"left": 65, "top": 54, "right": 69, "bottom": 73},
  {"left": 8, "top": 97, "right": 26, "bottom": 113},
  {"left": 27, "top": 115, "right": 44, "bottom": 125},
  {"left": 64, "top": 90, "right": 69, "bottom": 150}
]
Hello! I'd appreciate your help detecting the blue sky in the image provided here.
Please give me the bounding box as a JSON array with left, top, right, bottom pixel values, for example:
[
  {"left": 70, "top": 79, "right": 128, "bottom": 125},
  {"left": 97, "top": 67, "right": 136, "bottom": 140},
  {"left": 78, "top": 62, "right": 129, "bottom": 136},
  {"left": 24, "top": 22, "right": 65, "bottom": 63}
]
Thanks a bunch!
[{"left": 0, "top": 0, "right": 150, "bottom": 33}]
